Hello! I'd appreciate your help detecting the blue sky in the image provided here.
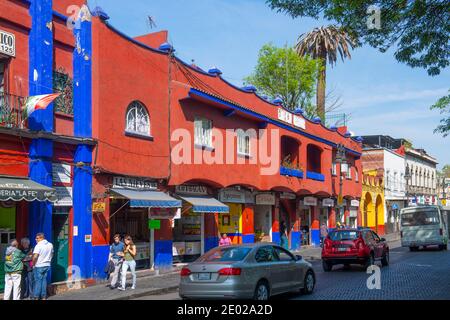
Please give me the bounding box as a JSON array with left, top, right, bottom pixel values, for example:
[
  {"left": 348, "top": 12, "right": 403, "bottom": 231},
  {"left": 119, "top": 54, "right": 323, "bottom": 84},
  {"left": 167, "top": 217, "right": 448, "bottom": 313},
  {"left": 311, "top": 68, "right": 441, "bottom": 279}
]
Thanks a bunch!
[{"left": 88, "top": 0, "right": 450, "bottom": 168}]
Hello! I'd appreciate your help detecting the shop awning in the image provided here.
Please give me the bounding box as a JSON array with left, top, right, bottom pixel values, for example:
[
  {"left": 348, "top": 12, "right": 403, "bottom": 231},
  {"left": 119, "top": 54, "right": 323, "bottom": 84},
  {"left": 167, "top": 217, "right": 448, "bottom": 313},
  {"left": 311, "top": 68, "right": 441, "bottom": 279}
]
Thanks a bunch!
[
  {"left": 0, "top": 177, "right": 57, "bottom": 202},
  {"left": 180, "top": 196, "right": 229, "bottom": 213},
  {"left": 110, "top": 189, "right": 182, "bottom": 208}
]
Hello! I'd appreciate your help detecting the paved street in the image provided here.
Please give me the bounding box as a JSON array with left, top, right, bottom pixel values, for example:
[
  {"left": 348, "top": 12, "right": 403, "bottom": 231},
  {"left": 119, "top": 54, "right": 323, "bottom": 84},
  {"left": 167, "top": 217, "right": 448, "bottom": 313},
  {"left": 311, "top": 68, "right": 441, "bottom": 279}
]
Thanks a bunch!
[{"left": 134, "top": 243, "right": 450, "bottom": 300}]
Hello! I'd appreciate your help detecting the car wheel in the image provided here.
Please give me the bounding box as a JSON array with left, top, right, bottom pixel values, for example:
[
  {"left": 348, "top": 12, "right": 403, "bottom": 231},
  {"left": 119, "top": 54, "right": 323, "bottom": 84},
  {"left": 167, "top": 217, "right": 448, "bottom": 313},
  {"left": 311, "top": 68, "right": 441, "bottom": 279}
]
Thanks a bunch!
[
  {"left": 254, "top": 281, "right": 270, "bottom": 301},
  {"left": 445, "top": 244, "right": 448, "bottom": 251},
  {"left": 438, "top": 245, "right": 446, "bottom": 251},
  {"left": 364, "top": 253, "right": 375, "bottom": 269},
  {"left": 301, "top": 270, "right": 315, "bottom": 295},
  {"left": 322, "top": 260, "right": 332, "bottom": 272},
  {"left": 381, "top": 250, "right": 389, "bottom": 266},
  {"left": 343, "top": 264, "right": 351, "bottom": 270}
]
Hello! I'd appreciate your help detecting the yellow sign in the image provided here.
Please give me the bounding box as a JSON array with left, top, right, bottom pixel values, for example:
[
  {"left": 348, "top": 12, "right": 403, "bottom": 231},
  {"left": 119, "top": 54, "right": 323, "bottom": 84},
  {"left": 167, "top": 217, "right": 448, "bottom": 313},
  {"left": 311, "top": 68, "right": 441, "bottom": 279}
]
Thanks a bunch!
[
  {"left": 442, "top": 199, "right": 447, "bottom": 206},
  {"left": 338, "top": 195, "right": 343, "bottom": 206},
  {"left": 92, "top": 202, "right": 106, "bottom": 213}
]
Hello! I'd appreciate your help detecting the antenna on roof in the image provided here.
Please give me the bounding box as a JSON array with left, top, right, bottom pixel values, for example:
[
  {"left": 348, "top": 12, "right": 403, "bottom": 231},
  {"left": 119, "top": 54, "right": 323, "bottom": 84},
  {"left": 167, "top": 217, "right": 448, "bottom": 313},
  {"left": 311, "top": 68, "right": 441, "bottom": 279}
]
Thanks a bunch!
[{"left": 147, "top": 15, "right": 157, "bottom": 29}]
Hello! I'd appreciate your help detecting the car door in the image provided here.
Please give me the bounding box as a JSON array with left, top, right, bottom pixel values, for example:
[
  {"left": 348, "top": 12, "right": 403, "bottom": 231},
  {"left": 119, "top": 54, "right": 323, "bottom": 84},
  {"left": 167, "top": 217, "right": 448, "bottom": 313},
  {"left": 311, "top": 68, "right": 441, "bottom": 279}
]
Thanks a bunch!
[
  {"left": 272, "top": 246, "right": 301, "bottom": 291},
  {"left": 371, "top": 231, "right": 385, "bottom": 259},
  {"left": 362, "top": 230, "right": 376, "bottom": 255},
  {"left": 254, "top": 246, "right": 284, "bottom": 294}
]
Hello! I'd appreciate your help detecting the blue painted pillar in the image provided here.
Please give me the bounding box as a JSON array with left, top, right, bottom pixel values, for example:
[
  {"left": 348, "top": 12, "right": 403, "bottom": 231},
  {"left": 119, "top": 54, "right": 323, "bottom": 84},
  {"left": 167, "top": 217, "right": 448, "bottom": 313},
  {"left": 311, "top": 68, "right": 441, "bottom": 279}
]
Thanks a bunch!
[
  {"left": 28, "top": 0, "right": 54, "bottom": 247},
  {"left": 72, "top": 8, "right": 93, "bottom": 279}
]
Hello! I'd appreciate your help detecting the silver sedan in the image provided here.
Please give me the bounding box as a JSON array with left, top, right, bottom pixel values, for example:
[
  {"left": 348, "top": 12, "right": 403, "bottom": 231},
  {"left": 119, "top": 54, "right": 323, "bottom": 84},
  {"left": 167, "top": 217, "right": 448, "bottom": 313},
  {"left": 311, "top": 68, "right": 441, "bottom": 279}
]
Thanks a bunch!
[{"left": 179, "top": 243, "right": 315, "bottom": 300}]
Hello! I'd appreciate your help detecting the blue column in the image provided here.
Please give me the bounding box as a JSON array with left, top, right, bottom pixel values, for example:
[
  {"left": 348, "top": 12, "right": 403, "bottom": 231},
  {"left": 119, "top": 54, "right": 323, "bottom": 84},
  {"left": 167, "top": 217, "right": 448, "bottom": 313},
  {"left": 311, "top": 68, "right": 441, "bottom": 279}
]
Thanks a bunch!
[
  {"left": 28, "top": 0, "right": 54, "bottom": 247},
  {"left": 72, "top": 8, "right": 93, "bottom": 279}
]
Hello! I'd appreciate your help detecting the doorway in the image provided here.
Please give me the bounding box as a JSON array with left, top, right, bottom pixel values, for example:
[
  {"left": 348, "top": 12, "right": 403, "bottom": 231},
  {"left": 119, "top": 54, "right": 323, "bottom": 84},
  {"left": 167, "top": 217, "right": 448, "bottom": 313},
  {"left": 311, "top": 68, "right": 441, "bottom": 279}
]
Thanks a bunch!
[
  {"left": 52, "top": 212, "right": 69, "bottom": 283},
  {"left": 299, "top": 208, "right": 311, "bottom": 246}
]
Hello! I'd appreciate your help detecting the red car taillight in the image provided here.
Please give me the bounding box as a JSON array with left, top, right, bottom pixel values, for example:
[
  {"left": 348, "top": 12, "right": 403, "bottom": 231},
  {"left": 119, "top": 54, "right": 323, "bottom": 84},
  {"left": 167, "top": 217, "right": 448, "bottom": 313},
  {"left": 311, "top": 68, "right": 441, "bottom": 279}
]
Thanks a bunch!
[
  {"left": 218, "top": 268, "right": 242, "bottom": 276},
  {"left": 180, "top": 268, "right": 192, "bottom": 277}
]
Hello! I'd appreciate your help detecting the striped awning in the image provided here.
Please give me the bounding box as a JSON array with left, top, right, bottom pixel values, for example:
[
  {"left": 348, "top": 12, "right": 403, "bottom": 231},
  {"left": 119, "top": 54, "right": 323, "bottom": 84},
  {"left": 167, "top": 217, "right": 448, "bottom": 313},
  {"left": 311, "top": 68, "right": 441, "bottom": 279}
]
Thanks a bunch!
[
  {"left": 110, "top": 189, "right": 181, "bottom": 208},
  {"left": 180, "top": 196, "right": 229, "bottom": 213}
]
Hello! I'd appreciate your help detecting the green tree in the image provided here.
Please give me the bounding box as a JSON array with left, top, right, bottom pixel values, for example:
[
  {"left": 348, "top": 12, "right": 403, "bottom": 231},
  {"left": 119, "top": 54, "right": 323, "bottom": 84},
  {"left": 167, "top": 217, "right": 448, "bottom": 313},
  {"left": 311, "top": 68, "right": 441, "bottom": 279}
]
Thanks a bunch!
[
  {"left": 296, "top": 25, "right": 355, "bottom": 121},
  {"left": 244, "top": 43, "right": 320, "bottom": 116},
  {"left": 267, "top": 0, "right": 449, "bottom": 76},
  {"left": 430, "top": 90, "right": 450, "bottom": 137}
]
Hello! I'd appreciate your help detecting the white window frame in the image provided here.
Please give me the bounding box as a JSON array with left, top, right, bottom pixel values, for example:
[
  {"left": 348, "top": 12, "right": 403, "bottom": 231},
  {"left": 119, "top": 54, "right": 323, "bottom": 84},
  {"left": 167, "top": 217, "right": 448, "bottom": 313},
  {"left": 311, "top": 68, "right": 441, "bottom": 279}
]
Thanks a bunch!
[
  {"left": 237, "top": 129, "right": 251, "bottom": 157},
  {"left": 194, "top": 117, "right": 213, "bottom": 148},
  {"left": 125, "top": 101, "right": 151, "bottom": 137},
  {"left": 355, "top": 167, "right": 359, "bottom": 182},
  {"left": 332, "top": 163, "right": 337, "bottom": 176}
]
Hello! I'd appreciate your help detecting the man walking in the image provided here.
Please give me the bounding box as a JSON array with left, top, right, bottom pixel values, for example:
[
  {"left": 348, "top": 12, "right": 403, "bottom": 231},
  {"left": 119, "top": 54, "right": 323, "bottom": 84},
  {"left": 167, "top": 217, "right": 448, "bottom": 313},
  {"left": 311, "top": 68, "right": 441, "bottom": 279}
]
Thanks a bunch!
[
  {"left": 20, "top": 237, "right": 34, "bottom": 299},
  {"left": 3, "top": 239, "right": 26, "bottom": 300},
  {"left": 108, "top": 234, "right": 124, "bottom": 289},
  {"left": 32, "top": 233, "right": 54, "bottom": 300}
]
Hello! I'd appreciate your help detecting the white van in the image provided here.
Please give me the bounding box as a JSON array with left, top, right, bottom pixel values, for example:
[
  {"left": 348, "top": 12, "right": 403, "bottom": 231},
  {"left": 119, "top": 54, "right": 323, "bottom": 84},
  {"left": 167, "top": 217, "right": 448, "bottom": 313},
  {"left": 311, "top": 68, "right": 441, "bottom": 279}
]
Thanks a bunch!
[{"left": 400, "top": 205, "right": 449, "bottom": 251}]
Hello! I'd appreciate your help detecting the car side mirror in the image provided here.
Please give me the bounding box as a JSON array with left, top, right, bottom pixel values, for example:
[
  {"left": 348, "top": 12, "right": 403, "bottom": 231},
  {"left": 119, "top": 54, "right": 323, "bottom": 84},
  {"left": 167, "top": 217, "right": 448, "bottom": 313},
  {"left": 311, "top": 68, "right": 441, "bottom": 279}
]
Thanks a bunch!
[{"left": 296, "top": 255, "right": 302, "bottom": 261}]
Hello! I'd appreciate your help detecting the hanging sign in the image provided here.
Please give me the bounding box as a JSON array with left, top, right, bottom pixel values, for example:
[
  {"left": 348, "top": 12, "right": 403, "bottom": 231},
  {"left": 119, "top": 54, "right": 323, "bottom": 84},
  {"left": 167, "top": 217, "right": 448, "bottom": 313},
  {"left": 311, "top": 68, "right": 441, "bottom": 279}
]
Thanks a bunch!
[
  {"left": 149, "top": 208, "right": 176, "bottom": 219},
  {"left": 54, "top": 186, "right": 73, "bottom": 207},
  {"left": 255, "top": 193, "right": 275, "bottom": 205},
  {"left": 0, "top": 30, "right": 15, "bottom": 57},
  {"left": 219, "top": 189, "right": 245, "bottom": 203},
  {"left": 350, "top": 200, "right": 360, "bottom": 207},
  {"left": 175, "top": 185, "right": 208, "bottom": 195},
  {"left": 303, "top": 197, "right": 317, "bottom": 206},
  {"left": 52, "top": 163, "right": 71, "bottom": 184},
  {"left": 148, "top": 219, "right": 161, "bottom": 230},
  {"left": 322, "top": 199, "right": 334, "bottom": 207},
  {"left": 92, "top": 202, "right": 106, "bottom": 213},
  {"left": 113, "top": 176, "right": 157, "bottom": 190}
]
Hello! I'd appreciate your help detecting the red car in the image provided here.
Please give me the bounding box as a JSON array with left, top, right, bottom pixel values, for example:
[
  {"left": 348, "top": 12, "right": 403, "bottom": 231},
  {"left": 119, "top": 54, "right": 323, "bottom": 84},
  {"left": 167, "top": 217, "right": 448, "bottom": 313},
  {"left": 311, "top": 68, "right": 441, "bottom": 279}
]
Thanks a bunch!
[{"left": 321, "top": 228, "right": 389, "bottom": 271}]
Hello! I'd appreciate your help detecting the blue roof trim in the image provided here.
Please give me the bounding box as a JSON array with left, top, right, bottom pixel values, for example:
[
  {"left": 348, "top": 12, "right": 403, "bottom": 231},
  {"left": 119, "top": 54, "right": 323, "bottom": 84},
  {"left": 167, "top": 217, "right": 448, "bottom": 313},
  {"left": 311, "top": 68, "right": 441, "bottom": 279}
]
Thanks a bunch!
[
  {"left": 130, "top": 199, "right": 182, "bottom": 208},
  {"left": 192, "top": 205, "right": 230, "bottom": 213},
  {"left": 188, "top": 88, "right": 362, "bottom": 157},
  {"left": 103, "top": 21, "right": 168, "bottom": 55},
  {"left": 306, "top": 171, "right": 325, "bottom": 182},
  {"left": 175, "top": 57, "right": 216, "bottom": 77}
]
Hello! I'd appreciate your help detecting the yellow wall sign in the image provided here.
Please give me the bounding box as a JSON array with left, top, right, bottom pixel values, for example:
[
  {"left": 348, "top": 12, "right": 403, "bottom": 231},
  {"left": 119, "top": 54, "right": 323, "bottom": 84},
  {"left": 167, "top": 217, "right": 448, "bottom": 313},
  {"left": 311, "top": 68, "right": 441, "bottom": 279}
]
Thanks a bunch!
[{"left": 92, "top": 202, "right": 106, "bottom": 213}]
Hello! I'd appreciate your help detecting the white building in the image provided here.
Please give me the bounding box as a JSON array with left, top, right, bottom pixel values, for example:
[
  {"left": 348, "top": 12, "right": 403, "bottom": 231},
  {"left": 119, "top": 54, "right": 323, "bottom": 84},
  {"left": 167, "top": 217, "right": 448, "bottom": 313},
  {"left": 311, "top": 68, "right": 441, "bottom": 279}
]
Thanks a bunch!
[
  {"left": 362, "top": 148, "right": 406, "bottom": 233},
  {"left": 405, "top": 148, "right": 439, "bottom": 206}
]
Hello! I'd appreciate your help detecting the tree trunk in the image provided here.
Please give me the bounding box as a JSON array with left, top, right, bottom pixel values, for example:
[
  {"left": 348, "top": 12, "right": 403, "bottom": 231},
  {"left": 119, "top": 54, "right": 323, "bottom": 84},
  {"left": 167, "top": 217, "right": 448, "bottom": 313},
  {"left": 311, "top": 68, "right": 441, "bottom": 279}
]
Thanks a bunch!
[{"left": 316, "top": 59, "right": 326, "bottom": 121}]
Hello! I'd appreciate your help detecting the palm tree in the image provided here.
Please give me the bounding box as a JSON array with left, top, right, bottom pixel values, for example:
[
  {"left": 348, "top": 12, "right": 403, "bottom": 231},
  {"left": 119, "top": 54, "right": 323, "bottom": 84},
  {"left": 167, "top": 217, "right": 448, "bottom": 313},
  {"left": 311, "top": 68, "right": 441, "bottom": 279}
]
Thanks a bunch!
[{"left": 296, "top": 25, "right": 355, "bottom": 121}]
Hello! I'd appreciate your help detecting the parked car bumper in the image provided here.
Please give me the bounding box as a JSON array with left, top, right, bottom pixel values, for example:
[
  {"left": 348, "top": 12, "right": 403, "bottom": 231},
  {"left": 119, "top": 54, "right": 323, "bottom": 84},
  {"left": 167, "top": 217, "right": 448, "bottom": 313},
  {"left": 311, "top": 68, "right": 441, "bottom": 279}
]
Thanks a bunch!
[
  {"left": 179, "top": 278, "right": 254, "bottom": 300},
  {"left": 402, "top": 239, "right": 446, "bottom": 247},
  {"left": 322, "top": 254, "right": 367, "bottom": 264}
]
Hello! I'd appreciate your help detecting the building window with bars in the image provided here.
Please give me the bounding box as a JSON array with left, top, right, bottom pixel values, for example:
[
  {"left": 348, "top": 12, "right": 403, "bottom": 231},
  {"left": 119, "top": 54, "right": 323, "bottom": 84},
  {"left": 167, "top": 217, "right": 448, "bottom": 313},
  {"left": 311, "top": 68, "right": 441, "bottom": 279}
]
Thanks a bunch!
[
  {"left": 125, "top": 101, "right": 151, "bottom": 137},
  {"left": 194, "top": 117, "right": 213, "bottom": 148},
  {"left": 53, "top": 68, "right": 73, "bottom": 115}
]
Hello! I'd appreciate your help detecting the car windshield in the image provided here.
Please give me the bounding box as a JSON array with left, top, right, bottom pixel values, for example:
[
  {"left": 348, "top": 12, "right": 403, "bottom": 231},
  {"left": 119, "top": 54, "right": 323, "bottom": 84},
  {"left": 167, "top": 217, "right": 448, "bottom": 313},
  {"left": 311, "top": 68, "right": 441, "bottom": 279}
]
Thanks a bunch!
[
  {"left": 329, "top": 230, "right": 359, "bottom": 241},
  {"left": 198, "top": 247, "right": 252, "bottom": 263},
  {"left": 401, "top": 208, "right": 440, "bottom": 226}
]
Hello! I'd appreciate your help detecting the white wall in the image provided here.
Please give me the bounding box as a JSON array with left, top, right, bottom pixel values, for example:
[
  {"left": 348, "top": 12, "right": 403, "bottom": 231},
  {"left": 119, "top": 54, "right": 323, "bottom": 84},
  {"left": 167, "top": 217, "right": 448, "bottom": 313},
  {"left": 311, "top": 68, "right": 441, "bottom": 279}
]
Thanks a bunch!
[{"left": 384, "top": 149, "right": 406, "bottom": 200}]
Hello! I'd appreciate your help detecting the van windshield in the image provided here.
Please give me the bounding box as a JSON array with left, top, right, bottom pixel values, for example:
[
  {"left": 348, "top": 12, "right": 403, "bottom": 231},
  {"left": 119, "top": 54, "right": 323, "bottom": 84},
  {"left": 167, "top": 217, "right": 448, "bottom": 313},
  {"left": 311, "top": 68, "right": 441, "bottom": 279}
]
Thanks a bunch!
[{"left": 401, "top": 208, "right": 440, "bottom": 226}]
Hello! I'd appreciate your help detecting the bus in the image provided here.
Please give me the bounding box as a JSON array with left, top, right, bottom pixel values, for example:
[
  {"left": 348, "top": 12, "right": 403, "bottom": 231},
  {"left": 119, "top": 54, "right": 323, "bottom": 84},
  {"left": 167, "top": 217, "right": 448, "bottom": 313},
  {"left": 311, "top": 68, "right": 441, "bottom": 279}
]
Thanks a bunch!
[{"left": 400, "top": 205, "right": 449, "bottom": 251}]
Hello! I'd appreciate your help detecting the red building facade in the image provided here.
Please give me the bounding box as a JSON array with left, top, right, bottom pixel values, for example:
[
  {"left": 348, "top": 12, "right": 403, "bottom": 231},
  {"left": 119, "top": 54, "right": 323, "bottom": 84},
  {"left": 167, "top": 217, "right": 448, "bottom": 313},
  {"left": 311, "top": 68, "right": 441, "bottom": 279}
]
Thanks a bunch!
[{"left": 89, "top": 11, "right": 363, "bottom": 272}]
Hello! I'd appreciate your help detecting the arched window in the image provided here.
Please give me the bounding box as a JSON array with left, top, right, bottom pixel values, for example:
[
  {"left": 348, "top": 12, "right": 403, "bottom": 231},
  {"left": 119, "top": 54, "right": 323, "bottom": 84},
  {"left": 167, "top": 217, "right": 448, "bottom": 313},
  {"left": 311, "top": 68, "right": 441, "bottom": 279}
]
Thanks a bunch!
[{"left": 125, "top": 101, "right": 150, "bottom": 136}]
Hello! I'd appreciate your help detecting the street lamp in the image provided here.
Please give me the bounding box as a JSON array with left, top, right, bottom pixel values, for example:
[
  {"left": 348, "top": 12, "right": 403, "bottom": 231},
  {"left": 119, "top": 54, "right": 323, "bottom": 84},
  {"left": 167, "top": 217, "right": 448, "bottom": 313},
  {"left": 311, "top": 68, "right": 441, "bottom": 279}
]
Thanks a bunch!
[
  {"left": 405, "top": 164, "right": 411, "bottom": 207},
  {"left": 335, "top": 144, "right": 347, "bottom": 226}
]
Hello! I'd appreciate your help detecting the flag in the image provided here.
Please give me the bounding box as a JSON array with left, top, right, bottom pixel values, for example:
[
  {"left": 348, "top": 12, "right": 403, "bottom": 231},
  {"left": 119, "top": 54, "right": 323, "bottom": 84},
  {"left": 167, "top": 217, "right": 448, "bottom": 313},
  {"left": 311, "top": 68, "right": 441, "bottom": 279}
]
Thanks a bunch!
[{"left": 22, "top": 93, "right": 60, "bottom": 119}]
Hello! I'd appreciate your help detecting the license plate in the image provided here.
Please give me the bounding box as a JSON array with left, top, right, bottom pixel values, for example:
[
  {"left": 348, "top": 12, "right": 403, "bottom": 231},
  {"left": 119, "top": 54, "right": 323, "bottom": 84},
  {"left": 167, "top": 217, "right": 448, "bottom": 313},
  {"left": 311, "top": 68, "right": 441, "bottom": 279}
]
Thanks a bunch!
[
  {"left": 198, "top": 273, "right": 211, "bottom": 281},
  {"left": 338, "top": 247, "right": 347, "bottom": 252}
]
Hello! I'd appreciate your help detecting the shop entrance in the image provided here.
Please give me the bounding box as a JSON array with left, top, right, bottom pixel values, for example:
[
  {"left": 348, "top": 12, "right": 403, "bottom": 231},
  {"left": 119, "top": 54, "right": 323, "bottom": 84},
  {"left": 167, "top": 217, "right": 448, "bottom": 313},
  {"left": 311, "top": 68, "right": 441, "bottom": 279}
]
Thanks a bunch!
[
  {"left": 52, "top": 210, "right": 69, "bottom": 283},
  {"left": 253, "top": 205, "right": 272, "bottom": 242},
  {"left": 299, "top": 208, "right": 311, "bottom": 246},
  {"left": 319, "top": 208, "right": 328, "bottom": 228},
  {"left": 0, "top": 202, "right": 16, "bottom": 293}
]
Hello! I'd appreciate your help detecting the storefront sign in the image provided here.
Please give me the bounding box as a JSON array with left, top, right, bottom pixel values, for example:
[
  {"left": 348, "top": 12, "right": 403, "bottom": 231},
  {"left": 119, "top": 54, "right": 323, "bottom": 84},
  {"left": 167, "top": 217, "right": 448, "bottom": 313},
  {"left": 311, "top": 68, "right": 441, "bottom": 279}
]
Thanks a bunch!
[
  {"left": 349, "top": 209, "right": 358, "bottom": 218},
  {"left": 92, "top": 202, "right": 106, "bottom": 213},
  {"left": 255, "top": 193, "right": 275, "bottom": 205},
  {"left": 0, "top": 30, "right": 15, "bottom": 57},
  {"left": 350, "top": 200, "right": 360, "bottom": 207},
  {"left": 52, "top": 163, "right": 71, "bottom": 184},
  {"left": 278, "top": 108, "right": 293, "bottom": 124},
  {"left": 303, "top": 197, "right": 317, "bottom": 206},
  {"left": 322, "top": 199, "right": 334, "bottom": 207},
  {"left": 280, "top": 192, "right": 296, "bottom": 200},
  {"left": 84, "top": 235, "right": 92, "bottom": 243},
  {"left": 219, "top": 189, "right": 245, "bottom": 203},
  {"left": 54, "top": 186, "right": 73, "bottom": 207},
  {"left": 293, "top": 115, "right": 306, "bottom": 130},
  {"left": 113, "top": 176, "right": 157, "bottom": 190},
  {"left": 148, "top": 219, "right": 161, "bottom": 230},
  {"left": 175, "top": 185, "right": 208, "bottom": 195},
  {"left": 149, "top": 208, "right": 176, "bottom": 219}
]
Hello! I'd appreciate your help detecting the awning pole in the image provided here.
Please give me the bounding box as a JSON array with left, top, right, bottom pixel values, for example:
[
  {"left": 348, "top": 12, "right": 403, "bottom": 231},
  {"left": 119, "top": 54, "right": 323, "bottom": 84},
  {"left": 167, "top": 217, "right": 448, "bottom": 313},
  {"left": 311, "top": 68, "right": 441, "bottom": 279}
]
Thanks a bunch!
[{"left": 109, "top": 200, "right": 130, "bottom": 219}]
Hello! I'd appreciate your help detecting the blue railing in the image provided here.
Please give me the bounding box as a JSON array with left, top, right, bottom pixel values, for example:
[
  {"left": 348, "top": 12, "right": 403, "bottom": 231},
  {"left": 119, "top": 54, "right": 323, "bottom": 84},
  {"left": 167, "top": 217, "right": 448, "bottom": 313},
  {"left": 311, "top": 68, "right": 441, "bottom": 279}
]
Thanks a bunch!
[
  {"left": 280, "top": 166, "right": 304, "bottom": 178},
  {"left": 306, "top": 171, "right": 325, "bottom": 181}
]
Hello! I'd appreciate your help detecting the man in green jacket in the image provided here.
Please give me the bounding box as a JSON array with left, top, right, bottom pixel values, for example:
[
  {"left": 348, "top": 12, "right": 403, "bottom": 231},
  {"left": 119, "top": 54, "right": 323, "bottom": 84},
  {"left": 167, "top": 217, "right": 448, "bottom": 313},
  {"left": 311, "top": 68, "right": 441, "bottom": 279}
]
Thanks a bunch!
[{"left": 3, "top": 239, "right": 26, "bottom": 300}]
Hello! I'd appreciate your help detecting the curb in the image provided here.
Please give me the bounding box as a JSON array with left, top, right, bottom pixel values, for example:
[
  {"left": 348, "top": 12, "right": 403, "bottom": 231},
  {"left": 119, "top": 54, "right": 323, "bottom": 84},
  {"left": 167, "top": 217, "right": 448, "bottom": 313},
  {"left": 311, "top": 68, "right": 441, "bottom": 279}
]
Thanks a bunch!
[{"left": 112, "top": 285, "right": 179, "bottom": 300}]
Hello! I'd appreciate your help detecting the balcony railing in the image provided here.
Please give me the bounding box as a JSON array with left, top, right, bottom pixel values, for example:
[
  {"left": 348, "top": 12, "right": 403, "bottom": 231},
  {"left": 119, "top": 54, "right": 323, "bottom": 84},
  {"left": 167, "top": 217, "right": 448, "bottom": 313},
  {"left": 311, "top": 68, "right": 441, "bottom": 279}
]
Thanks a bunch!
[
  {"left": 0, "top": 92, "right": 26, "bottom": 129},
  {"left": 280, "top": 166, "right": 304, "bottom": 178}
]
